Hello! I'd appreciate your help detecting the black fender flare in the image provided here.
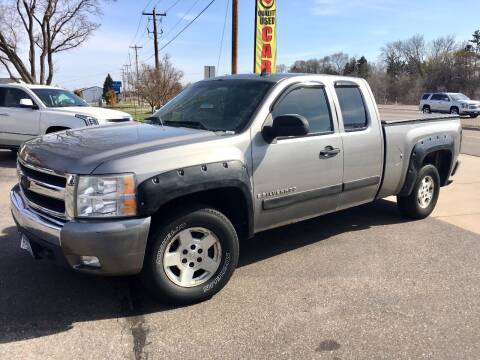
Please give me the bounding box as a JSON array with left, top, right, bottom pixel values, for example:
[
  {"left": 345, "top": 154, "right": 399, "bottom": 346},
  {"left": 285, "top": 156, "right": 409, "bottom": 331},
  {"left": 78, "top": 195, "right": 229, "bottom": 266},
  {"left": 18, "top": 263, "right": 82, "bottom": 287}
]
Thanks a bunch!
[
  {"left": 136, "top": 160, "right": 254, "bottom": 236},
  {"left": 399, "top": 134, "right": 454, "bottom": 196}
]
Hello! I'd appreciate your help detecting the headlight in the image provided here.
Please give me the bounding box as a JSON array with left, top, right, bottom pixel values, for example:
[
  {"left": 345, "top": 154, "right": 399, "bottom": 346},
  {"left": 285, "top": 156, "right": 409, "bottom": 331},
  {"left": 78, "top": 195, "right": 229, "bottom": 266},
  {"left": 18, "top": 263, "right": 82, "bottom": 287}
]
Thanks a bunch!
[
  {"left": 76, "top": 114, "right": 99, "bottom": 126},
  {"left": 76, "top": 174, "right": 137, "bottom": 218},
  {"left": 461, "top": 103, "right": 467, "bottom": 108}
]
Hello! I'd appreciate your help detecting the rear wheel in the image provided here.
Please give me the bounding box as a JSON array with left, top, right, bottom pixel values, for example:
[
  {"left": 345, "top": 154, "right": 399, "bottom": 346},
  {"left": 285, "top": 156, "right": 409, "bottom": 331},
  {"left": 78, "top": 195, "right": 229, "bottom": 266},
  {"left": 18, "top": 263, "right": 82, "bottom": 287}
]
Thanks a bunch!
[
  {"left": 397, "top": 164, "right": 440, "bottom": 219},
  {"left": 142, "top": 207, "right": 239, "bottom": 304},
  {"left": 422, "top": 105, "right": 431, "bottom": 114}
]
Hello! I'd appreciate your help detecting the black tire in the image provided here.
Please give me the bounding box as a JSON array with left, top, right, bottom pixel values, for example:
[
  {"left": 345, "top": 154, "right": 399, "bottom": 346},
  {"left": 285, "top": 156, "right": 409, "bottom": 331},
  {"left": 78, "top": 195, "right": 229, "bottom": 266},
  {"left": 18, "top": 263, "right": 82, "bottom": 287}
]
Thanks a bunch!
[
  {"left": 397, "top": 164, "right": 440, "bottom": 219},
  {"left": 142, "top": 206, "right": 239, "bottom": 305},
  {"left": 470, "top": 114, "right": 478, "bottom": 119},
  {"left": 450, "top": 107, "right": 459, "bottom": 115},
  {"left": 422, "top": 105, "right": 431, "bottom": 114}
]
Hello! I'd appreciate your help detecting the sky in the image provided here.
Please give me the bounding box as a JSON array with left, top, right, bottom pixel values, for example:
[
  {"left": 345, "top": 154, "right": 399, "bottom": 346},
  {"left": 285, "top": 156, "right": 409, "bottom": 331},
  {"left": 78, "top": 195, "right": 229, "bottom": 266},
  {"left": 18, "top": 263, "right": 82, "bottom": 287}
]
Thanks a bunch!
[{"left": 1, "top": 0, "right": 479, "bottom": 90}]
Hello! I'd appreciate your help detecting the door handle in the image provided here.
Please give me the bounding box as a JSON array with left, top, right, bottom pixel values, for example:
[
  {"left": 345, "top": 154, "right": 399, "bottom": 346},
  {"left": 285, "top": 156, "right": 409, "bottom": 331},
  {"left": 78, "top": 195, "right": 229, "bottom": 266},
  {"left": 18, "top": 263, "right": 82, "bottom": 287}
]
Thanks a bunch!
[{"left": 320, "top": 146, "right": 341, "bottom": 158}]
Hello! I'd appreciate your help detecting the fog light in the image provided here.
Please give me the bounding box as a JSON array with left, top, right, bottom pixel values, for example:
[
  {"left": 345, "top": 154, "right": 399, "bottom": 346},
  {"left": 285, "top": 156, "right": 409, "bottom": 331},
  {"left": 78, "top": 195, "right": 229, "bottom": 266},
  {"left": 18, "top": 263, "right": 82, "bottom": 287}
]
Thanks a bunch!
[{"left": 80, "top": 256, "right": 101, "bottom": 268}]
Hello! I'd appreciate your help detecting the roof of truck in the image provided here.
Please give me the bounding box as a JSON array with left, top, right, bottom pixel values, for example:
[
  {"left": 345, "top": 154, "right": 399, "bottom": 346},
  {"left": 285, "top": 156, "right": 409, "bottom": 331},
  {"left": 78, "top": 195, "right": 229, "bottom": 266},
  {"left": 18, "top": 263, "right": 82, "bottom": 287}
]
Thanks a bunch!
[{"left": 209, "top": 73, "right": 363, "bottom": 83}]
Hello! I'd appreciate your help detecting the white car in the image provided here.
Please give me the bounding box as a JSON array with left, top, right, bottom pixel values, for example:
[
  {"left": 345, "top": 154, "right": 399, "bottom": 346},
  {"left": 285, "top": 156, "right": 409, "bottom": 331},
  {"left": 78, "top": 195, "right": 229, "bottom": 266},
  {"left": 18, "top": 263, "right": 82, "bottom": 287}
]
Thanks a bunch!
[
  {"left": 0, "top": 83, "right": 133, "bottom": 150},
  {"left": 420, "top": 92, "right": 480, "bottom": 118}
]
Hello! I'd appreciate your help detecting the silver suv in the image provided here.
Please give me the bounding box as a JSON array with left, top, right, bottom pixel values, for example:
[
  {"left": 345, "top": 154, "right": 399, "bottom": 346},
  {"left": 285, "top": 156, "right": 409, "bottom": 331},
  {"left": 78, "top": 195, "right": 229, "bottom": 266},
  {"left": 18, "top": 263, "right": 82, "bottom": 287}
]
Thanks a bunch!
[{"left": 420, "top": 92, "right": 480, "bottom": 118}]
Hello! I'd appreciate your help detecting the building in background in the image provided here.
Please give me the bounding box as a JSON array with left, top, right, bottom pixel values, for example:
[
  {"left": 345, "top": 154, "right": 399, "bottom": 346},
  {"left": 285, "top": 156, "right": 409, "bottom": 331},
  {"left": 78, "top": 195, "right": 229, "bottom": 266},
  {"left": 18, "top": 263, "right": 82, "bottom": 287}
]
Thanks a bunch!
[{"left": 77, "top": 86, "right": 103, "bottom": 103}]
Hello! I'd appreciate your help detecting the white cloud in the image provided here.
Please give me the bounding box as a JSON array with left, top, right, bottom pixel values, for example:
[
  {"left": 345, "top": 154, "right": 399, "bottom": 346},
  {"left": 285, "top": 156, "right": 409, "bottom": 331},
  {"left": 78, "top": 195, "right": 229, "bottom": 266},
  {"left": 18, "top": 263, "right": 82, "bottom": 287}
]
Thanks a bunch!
[{"left": 312, "top": 0, "right": 393, "bottom": 17}]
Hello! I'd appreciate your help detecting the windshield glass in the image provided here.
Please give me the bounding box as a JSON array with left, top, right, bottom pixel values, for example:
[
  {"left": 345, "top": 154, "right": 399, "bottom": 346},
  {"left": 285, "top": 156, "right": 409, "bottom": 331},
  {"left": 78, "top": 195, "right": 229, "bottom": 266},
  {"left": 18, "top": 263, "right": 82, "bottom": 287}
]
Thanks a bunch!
[
  {"left": 450, "top": 93, "right": 470, "bottom": 101},
  {"left": 149, "top": 79, "right": 273, "bottom": 132},
  {"left": 32, "top": 88, "right": 88, "bottom": 107}
]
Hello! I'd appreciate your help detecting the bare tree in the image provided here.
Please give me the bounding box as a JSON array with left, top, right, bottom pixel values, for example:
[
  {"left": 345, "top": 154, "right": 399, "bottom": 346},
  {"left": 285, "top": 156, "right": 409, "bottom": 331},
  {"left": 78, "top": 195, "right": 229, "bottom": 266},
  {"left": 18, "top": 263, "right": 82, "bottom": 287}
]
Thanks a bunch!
[
  {"left": 136, "top": 55, "right": 183, "bottom": 112},
  {"left": 0, "top": 0, "right": 109, "bottom": 84}
]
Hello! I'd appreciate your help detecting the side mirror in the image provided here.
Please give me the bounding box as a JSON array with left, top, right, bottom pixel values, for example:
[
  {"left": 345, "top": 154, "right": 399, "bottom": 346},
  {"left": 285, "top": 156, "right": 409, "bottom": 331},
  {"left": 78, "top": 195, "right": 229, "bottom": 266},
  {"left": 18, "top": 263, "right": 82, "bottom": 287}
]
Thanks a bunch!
[
  {"left": 262, "top": 114, "right": 309, "bottom": 143},
  {"left": 19, "top": 98, "right": 37, "bottom": 109}
]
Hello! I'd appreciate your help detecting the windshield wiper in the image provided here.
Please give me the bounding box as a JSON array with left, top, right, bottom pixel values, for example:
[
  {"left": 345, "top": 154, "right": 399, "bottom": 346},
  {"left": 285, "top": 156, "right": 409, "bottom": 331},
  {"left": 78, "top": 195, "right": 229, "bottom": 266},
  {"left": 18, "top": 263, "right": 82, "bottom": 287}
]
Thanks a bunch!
[{"left": 164, "top": 120, "right": 209, "bottom": 131}]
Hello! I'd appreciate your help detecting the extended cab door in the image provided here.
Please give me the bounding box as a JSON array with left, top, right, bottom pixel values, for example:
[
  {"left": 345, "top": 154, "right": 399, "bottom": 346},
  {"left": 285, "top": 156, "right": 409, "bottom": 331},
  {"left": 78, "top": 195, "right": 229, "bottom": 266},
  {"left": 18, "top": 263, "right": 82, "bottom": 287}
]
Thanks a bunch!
[
  {"left": 333, "top": 81, "right": 383, "bottom": 209},
  {"left": 0, "top": 87, "right": 40, "bottom": 147},
  {"left": 252, "top": 82, "right": 344, "bottom": 231},
  {"left": 429, "top": 93, "right": 443, "bottom": 111}
]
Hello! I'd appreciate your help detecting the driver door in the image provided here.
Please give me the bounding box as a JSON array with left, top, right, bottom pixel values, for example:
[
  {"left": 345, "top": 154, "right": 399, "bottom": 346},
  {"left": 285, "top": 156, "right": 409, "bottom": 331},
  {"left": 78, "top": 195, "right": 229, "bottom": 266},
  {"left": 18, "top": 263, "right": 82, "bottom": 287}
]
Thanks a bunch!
[
  {"left": 252, "top": 83, "right": 343, "bottom": 231},
  {"left": 0, "top": 87, "right": 40, "bottom": 147}
]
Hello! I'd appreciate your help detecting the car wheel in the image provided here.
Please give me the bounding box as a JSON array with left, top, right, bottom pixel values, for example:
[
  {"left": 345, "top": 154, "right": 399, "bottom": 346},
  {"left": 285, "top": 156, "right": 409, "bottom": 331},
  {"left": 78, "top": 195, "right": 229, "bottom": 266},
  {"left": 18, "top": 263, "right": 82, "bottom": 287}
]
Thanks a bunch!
[
  {"left": 450, "top": 107, "right": 459, "bottom": 115},
  {"left": 422, "top": 105, "right": 431, "bottom": 114},
  {"left": 397, "top": 164, "right": 440, "bottom": 219},
  {"left": 470, "top": 114, "right": 478, "bottom": 118},
  {"left": 142, "top": 206, "right": 239, "bottom": 304}
]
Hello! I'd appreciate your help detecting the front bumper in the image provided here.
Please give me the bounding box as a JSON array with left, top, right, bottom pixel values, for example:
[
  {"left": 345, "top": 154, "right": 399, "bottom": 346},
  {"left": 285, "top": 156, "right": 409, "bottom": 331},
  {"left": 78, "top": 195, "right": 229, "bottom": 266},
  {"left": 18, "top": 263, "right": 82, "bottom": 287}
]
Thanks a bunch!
[
  {"left": 460, "top": 109, "right": 480, "bottom": 116},
  {"left": 10, "top": 184, "right": 151, "bottom": 275}
]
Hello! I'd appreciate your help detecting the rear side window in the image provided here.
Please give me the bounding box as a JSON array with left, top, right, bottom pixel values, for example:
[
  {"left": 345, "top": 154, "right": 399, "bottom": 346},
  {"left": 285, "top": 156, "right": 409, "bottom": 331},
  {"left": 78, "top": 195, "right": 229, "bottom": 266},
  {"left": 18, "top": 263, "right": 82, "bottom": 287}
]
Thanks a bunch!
[
  {"left": 0, "top": 88, "right": 5, "bottom": 107},
  {"left": 422, "top": 93, "right": 431, "bottom": 100},
  {"left": 431, "top": 94, "right": 442, "bottom": 101},
  {"left": 272, "top": 86, "right": 333, "bottom": 134},
  {"left": 335, "top": 86, "right": 368, "bottom": 131}
]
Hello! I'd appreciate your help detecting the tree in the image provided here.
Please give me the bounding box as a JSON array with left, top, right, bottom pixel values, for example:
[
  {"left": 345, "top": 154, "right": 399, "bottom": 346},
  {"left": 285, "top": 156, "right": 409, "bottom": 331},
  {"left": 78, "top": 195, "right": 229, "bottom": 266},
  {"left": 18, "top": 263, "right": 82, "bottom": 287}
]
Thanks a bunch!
[
  {"left": 103, "top": 73, "right": 113, "bottom": 99},
  {"left": 0, "top": 0, "right": 111, "bottom": 84},
  {"left": 136, "top": 55, "right": 183, "bottom": 112},
  {"left": 105, "top": 89, "right": 117, "bottom": 106}
]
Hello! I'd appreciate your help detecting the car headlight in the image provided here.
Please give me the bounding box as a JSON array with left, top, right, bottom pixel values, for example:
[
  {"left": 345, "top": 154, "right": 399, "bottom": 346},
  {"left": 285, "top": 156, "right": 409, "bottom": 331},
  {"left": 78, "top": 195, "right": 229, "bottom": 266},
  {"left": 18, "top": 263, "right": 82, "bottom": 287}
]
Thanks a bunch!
[
  {"left": 461, "top": 103, "right": 467, "bottom": 108},
  {"left": 76, "top": 174, "right": 137, "bottom": 218},
  {"left": 76, "top": 114, "right": 99, "bottom": 126}
]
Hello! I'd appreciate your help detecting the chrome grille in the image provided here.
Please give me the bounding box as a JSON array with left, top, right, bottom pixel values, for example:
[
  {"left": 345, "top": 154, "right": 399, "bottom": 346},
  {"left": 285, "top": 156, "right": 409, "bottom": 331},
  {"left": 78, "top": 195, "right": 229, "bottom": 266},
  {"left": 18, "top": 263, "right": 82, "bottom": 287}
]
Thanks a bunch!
[{"left": 17, "top": 159, "right": 68, "bottom": 221}]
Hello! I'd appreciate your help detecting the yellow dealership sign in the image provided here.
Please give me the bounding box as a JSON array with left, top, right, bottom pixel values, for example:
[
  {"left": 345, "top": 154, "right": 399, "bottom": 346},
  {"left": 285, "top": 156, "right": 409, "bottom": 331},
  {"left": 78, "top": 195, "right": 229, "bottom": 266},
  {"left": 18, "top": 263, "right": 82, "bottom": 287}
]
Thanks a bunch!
[{"left": 254, "top": 0, "right": 277, "bottom": 74}]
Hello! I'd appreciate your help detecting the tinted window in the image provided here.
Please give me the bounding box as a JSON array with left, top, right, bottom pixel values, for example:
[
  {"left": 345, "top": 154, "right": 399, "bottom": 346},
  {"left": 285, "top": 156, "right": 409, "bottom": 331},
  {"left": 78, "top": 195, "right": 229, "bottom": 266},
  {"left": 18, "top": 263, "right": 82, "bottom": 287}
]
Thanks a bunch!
[
  {"left": 272, "top": 87, "right": 333, "bottom": 134},
  {"left": 422, "top": 93, "right": 431, "bottom": 100},
  {"left": 335, "top": 86, "right": 368, "bottom": 130},
  {"left": 4, "top": 88, "right": 33, "bottom": 107},
  {"left": 431, "top": 94, "right": 442, "bottom": 101},
  {"left": 0, "top": 88, "right": 5, "bottom": 107}
]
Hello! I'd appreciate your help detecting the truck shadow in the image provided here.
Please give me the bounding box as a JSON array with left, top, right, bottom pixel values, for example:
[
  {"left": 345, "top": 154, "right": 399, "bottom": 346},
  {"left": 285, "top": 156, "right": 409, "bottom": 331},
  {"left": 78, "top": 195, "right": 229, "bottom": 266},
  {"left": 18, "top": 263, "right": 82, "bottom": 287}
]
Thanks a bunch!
[
  {"left": 0, "top": 199, "right": 407, "bottom": 344},
  {"left": 0, "top": 149, "right": 17, "bottom": 168}
]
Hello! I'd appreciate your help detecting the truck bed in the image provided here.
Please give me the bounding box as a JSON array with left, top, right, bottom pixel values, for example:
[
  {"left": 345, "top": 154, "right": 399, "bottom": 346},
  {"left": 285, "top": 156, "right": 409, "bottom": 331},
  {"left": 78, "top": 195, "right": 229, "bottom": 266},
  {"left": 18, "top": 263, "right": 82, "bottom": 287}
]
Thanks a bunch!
[{"left": 378, "top": 106, "right": 458, "bottom": 125}]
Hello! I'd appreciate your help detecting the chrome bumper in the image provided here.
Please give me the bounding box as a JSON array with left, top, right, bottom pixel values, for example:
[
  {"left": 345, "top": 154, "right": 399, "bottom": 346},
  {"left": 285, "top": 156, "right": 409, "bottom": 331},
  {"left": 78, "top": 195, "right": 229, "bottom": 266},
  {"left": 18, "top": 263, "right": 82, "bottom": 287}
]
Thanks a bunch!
[
  {"left": 10, "top": 184, "right": 152, "bottom": 275},
  {"left": 10, "top": 184, "right": 62, "bottom": 246}
]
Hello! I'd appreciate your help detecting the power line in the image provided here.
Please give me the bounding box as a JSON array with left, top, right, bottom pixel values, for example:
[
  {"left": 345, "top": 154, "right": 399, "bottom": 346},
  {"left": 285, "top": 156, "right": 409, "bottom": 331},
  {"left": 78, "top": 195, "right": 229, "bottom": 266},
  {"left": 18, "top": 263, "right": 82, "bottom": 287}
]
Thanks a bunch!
[
  {"left": 165, "top": 0, "right": 182, "bottom": 13},
  {"left": 217, "top": 0, "right": 230, "bottom": 72},
  {"left": 159, "top": 0, "right": 217, "bottom": 52},
  {"left": 161, "top": 0, "right": 202, "bottom": 40},
  {"left": 129, "top": 0, "right": 156, "bottom": 46}
]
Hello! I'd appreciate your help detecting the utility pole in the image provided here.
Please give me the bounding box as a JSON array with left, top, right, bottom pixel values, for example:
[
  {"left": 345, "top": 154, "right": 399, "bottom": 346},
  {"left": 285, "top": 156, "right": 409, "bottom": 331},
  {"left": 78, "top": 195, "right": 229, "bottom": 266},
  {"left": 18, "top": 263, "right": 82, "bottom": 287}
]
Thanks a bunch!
[
  {"left": 143, "top": 8, "right": 166, "bottom": 70},
  {"left": 129, "top": 45, "right": 142, "bottom": 82},
  {"left": 231, "top": 0, "right": 238, "bottom": 74}
]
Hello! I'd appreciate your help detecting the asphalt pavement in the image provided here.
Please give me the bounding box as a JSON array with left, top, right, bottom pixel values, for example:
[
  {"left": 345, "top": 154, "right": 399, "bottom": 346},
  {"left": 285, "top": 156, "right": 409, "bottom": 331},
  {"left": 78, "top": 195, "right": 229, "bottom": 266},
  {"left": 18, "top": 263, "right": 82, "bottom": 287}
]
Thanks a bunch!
[{"left": 1, "top": 145, "right": 480, "bottom": 359}]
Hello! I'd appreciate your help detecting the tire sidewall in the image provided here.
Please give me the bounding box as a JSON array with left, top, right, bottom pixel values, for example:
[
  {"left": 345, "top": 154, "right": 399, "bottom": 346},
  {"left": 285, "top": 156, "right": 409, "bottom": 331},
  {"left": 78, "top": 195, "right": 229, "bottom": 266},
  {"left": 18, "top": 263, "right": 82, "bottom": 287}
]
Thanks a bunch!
[
  {"left": 412, "top": 165, "right": 440, "bottom": 217},
  {"left": 145, "top": 209, "right": 239, "bottom": 303}
]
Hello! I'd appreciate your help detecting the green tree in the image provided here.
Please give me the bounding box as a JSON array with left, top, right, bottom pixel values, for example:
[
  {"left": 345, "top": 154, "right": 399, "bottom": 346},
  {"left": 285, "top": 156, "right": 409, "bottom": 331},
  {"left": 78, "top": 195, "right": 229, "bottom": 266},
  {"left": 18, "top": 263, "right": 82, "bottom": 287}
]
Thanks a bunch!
[
  {"left": 357, "top": 56, "right": 369, "bottom": 78},
  {"left": 103, "top": 74, "right": 113, "bottom": 99}
]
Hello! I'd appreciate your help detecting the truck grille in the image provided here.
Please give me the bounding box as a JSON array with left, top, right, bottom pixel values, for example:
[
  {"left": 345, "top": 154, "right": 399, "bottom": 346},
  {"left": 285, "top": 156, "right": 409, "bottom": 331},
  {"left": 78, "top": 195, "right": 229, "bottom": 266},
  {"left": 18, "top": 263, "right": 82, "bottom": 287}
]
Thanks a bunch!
[{"left": 17, "top": 160, "right": 68, "bottom": 221}]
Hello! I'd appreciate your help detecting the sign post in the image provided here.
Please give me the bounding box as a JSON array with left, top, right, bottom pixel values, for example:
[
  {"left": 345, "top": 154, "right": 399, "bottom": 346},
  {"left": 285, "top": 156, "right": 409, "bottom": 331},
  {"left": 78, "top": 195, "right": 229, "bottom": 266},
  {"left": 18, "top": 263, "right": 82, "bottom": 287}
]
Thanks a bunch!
[{"left": 254, "top": 0, "right": 277, "bottom": 74}]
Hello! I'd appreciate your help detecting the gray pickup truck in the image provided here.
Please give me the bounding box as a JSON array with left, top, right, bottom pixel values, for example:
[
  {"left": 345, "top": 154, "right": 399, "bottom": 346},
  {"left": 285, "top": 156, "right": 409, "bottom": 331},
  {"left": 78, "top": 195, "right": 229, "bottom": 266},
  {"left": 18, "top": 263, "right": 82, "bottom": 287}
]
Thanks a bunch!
[{"left": 10, "top": 74, "right": 462, "bottom": 304}]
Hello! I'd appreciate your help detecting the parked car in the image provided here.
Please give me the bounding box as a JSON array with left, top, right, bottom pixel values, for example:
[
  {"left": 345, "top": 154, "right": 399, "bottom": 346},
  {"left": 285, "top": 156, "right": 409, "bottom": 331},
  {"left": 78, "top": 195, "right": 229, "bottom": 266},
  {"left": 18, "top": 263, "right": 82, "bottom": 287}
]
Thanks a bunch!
[
  {"left": 420, "top": 92, "right": 480, "bottom": 118},
  {"left": 0, "top": 83, "right": 133, "bottom": 150},
  {"left": 10, "top": 74, "right": 462, "bottom": 304}
]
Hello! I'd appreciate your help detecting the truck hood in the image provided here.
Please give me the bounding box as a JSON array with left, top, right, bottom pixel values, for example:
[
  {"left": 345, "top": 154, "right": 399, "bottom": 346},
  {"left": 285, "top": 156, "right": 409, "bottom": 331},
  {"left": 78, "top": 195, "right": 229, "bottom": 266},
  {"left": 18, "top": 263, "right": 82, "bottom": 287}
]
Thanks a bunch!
[
  {"left": 47, "top": 106, "right": 132, "bottom": 122},
  {"left": 19, "top": 122, "right": 219, "bottom": 174},
  {"left": 458, "top": 100, "right": 480, "bottom": 106}
]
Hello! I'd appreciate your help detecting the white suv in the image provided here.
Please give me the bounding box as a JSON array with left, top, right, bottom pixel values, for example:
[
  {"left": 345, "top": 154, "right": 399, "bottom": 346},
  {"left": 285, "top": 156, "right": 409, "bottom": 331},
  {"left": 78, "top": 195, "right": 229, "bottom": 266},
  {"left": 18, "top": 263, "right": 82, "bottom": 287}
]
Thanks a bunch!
[
  {"left": 420, "top": 92, "right": 480, "bottom": 118},
  {"left": 0, "top": 83, "right": 132, "bottom": 150}
]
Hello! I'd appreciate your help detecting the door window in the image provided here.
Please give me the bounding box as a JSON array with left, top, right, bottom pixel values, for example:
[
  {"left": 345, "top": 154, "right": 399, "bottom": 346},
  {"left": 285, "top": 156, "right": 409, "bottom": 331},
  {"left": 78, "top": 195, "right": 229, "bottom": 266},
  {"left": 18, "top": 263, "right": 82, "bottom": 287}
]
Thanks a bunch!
[
  {"left": 335, "top": 86, "right": 368, "bottom": 131},
  {"left": 272, "top": 86, "right": 333, "bottom": 134},
  {"left": 4, "top": 88, "right": 33, "bottom": 108},
  {"left": 0, "top": 88, "right": 6, "bottom": 107},
  {"left": 430, "top": 94, "right": 442, "bottom": 101}
]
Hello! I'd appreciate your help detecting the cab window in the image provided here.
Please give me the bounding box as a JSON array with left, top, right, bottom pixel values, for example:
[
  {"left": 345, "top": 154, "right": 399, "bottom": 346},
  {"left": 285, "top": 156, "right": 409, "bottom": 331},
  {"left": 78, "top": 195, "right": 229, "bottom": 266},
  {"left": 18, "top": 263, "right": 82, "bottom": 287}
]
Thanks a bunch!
[
  {"left": 0, "top": 88, "right": 6, "bottom": 107},
  {"left": 272, "top": 86, "right": 333, "bottom": 134},
  {"left": 4, "top": 88, "right": 33, "bottom": 108},
  {"left": 335, "top": 86, "right": 368, "bottom": 131}
]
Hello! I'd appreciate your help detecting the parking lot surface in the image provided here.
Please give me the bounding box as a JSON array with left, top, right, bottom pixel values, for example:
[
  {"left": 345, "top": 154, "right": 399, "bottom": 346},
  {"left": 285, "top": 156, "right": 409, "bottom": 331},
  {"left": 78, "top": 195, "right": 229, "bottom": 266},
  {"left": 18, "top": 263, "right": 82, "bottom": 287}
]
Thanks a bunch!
[{"left": 1, "top": 149, "right": 480, "bottom": 359}]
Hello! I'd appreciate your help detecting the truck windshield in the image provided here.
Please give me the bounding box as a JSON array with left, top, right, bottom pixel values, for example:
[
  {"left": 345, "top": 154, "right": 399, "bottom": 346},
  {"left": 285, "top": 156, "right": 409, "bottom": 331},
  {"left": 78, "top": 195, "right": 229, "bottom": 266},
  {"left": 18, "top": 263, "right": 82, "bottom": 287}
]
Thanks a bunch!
[
  {"left": 150, "top": 79, "right": 273, "bottom": 133},
  {"left": 32, "top": 89, "right": 88, "bottom": 108},
  {"left": 450, "top": 93, "right": 470, "bottom": 101}
]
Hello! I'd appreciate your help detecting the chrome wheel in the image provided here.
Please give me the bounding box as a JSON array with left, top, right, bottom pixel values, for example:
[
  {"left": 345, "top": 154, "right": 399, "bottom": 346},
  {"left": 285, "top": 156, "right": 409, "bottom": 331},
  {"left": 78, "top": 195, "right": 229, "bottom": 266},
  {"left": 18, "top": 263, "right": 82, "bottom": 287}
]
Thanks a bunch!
[
  {"left": 417, "top": 175, "right": 434, "bottom": 209},
  {"left": 450, "top": 108, "right": 459, "bottom": 115},
  {"left": 162, "top": 227, "right": 222, "bottom": 288}
]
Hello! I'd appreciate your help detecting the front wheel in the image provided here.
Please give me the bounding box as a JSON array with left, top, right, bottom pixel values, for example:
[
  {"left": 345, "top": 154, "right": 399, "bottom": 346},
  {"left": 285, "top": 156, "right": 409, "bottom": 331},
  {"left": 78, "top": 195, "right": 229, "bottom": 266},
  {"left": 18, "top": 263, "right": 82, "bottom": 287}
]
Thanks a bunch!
[
  {"left": 142, "top": 207, "right": 239, "bottom": 304},
  {"left": 450, "top": 107, "right": 459, "bottom": 115},
  {"left": 397, "top": 164, "right": 440, "bottom": 219},
  {"left": 470, "top": 114, "right": 478, "bottom": 118}
]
